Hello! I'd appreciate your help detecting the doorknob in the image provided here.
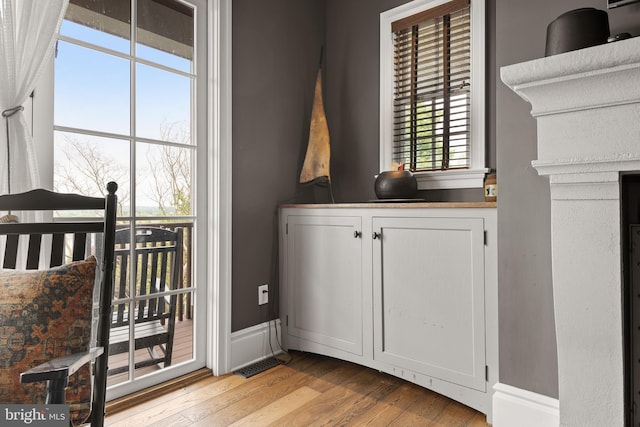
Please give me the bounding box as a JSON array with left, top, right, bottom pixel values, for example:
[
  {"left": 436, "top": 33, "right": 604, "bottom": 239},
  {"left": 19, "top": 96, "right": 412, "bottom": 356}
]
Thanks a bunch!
[
  {"left": 372, "top": 232, "right": 381, "bottom": 240},
  {"left": 354, "top": 231, "right": 362, "bottom": 238}
]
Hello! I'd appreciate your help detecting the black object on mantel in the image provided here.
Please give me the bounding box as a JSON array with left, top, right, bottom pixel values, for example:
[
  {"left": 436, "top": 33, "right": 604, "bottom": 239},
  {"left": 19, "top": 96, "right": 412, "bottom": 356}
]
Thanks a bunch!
[
  {"left": 374, "top": 170, "right": 418, "bottom": 199},
  {"left": 545, "top": 8, "right": 610, "bottom": 56}
]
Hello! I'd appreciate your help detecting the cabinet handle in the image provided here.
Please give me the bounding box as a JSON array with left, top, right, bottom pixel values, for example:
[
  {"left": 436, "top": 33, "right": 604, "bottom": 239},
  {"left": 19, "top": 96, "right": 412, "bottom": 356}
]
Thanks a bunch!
[
  {"left": 372, "top": 232, "right": 381, "bottom": 240},
  {"left": 354, "top": 231, "right": 362, "bottom": 238}
]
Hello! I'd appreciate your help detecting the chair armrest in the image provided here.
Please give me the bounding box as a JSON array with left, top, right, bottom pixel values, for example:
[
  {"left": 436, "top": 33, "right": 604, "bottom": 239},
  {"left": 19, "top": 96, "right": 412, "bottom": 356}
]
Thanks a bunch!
[{"left": 20, "top": 347, "right": 104, "bottom": 384}]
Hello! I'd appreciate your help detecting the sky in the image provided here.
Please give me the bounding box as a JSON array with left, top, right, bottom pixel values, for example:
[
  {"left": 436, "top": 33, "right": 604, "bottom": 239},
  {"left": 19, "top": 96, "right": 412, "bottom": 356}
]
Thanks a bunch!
[{"left": 54, "top": 19, "right": 194, "bottom": 212}]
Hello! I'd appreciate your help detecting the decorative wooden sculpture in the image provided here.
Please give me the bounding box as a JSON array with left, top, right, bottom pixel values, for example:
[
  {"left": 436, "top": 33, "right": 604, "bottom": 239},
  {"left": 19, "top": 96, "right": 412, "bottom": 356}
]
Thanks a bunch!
[{"left": 299, "top": 67, "right": 331, "bottom": 184}]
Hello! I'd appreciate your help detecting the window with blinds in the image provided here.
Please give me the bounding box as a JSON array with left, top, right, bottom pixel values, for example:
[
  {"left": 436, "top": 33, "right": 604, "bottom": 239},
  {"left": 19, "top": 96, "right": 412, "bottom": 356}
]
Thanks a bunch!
[{"left": 392, "top": 0, "right": 470, "bottom": 172}]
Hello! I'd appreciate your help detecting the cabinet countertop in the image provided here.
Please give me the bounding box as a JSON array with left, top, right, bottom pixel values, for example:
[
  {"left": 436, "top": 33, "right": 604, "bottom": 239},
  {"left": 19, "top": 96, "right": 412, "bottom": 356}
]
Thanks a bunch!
[{"left": 280, "top": 201, "right": 497, "bottom": 209}]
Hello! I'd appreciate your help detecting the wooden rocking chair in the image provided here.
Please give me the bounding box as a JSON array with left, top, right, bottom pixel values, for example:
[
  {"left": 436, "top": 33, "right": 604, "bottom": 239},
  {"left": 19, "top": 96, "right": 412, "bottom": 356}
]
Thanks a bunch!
[
  {"left": 0, "top": 182, "right": 117, "bottom": 427},
  {"left": 108, "top": 226, "right": 182, "bottom": 377}
]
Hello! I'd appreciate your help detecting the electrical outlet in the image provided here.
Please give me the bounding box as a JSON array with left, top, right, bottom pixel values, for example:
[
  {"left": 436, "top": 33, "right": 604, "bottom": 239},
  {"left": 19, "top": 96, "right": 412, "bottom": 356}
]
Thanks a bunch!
[{"left": 258, "top": 284, "right": 269, "bottom": 305}]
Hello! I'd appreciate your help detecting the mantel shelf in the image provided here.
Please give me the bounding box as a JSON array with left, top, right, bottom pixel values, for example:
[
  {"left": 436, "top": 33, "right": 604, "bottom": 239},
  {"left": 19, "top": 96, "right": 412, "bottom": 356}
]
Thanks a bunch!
[
  {"left": 501, "top": 37, "right": 640, "bottom": 89},
  {"left": 501, "top": 37, "right": 640, "bottom": 174}
]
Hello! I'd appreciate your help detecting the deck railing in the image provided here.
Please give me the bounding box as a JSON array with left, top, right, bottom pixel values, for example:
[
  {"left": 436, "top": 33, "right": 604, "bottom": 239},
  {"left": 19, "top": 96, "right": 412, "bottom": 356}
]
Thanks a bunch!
[{"left": 116, "top": 221, "right": 193, "bottom": 321}]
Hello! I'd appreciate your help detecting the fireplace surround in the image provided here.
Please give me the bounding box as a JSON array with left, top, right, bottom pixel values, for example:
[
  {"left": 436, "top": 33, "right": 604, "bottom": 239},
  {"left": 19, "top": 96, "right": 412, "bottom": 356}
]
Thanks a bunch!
[{"left": 501, "top": 36, "right": 640, "bottom": 427}]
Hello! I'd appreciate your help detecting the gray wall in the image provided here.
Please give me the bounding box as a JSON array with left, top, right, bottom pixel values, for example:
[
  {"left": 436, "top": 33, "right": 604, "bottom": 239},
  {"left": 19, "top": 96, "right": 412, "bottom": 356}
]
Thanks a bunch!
[
  {"left": 231, "top": 0, "right": 640, "bottom": 400},
  {"left": 232, "top": 0, "right": 325, "bottom": 331},
  {"left": 324, "top": 0, "right": 407, "bottom": 203},
  {"left": 495, "top": 0, "right": 556, "bottom": 398}
]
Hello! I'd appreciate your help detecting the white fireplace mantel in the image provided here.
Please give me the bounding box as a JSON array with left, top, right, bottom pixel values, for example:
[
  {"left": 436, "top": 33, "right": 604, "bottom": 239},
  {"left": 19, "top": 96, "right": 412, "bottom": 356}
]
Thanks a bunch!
[{"left": 501, "top": 36, "right": 640, "bottom": 427}]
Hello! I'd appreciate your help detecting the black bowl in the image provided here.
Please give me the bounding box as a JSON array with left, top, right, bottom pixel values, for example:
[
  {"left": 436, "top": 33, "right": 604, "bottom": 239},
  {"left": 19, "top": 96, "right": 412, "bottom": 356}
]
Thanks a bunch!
[{"left": 374, "top": 171, "right": 418, "bottom": 199}]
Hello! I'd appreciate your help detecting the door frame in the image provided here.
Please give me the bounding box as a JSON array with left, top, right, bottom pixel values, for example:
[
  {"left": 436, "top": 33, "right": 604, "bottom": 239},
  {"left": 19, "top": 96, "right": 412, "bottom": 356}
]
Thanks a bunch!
[{"left": 208, "top": 0, "right": 233, "bottom": 376}]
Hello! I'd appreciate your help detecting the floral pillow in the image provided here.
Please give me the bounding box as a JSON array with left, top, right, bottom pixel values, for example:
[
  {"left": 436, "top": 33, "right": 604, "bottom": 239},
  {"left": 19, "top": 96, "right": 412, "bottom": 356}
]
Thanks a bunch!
[{"left": 0, "top": 256, "right": 97, "bottom": 425}]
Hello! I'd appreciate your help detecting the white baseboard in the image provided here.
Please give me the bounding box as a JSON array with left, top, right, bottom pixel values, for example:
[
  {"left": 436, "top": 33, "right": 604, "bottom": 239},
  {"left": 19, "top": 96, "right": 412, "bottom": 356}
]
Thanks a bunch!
[
  {"left": 492, "top": 383, "right": 559, "bottom": 427},
  {"left": 230, "top": 319, "right": 283, "bottom": 372}
]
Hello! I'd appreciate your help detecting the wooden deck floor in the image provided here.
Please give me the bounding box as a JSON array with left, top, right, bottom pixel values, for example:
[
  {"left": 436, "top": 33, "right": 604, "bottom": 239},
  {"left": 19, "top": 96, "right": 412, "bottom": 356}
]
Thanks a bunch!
[{"left": 107, "top": 318, "right": 194, "bottom": 387}]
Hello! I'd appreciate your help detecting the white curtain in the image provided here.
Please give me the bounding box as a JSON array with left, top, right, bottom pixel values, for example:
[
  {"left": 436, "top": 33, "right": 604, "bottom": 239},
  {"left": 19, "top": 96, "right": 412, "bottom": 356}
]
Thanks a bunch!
[{"left": 0, "top": 0, "right": 68, "bottom": 195}]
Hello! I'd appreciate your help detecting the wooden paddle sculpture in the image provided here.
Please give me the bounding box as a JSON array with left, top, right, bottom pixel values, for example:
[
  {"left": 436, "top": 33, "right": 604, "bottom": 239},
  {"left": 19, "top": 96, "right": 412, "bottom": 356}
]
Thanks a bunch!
[{"left": 299, "top": 67, "right": 331, "bottom": 185}]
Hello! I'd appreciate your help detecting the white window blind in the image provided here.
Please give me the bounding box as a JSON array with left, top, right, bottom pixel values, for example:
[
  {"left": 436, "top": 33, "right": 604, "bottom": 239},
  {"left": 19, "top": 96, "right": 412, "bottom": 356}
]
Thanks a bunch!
[{"left": 392, "top": 0, "right": 471, "bottom": 172}]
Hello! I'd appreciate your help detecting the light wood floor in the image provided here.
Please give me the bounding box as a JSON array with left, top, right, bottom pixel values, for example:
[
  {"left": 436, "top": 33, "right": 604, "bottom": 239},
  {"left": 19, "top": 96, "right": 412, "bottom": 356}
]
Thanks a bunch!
[{"left": 105, "top": 351, "right": 489, "bottom": 427}]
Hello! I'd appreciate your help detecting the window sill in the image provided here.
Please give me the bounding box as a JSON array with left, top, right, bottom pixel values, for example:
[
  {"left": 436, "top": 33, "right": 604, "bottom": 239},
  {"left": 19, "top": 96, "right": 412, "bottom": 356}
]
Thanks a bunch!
[{"left": 414, "top": 168, "right": 489, "bottom": 190}]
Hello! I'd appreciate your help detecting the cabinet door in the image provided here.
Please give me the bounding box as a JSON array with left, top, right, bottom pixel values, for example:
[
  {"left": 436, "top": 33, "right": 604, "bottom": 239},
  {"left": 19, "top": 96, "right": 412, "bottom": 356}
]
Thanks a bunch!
[
  {"left": 285, "top": 215, "right": 363, "bottom": 355},
  {"left": 372, "top": 216, "right": 486, "bottom": 391}
]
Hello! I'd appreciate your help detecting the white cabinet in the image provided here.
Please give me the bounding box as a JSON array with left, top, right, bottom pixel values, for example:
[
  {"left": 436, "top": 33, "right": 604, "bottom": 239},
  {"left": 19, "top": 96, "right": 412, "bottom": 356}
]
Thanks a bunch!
[
  {"left": 279, "top": 205, "right": 497, "bottom": 420},
  {"left": 284, "top": 215, "right": 363, "bottom": 356},
  {"left": 372, "top": 216, "right": 486, "bottom": 392}
]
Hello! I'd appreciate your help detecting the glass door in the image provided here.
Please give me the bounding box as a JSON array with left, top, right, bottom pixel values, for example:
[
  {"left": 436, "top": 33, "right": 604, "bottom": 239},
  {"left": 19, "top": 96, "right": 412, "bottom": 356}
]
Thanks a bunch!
[{"left": 53, "top": 0, "right": 207, "bottom": 399}]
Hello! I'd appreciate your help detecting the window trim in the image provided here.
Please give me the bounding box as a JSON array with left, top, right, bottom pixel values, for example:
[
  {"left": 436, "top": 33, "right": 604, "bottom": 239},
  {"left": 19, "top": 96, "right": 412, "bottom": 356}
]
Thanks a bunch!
[{"left": 380, "top": 0, "right": 487, "bottom": 190}]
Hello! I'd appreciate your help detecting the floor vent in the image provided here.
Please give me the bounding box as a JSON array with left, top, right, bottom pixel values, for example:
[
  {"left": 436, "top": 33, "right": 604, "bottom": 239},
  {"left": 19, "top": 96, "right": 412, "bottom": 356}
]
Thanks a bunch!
[{"left": 233, "top": 357, "right": 281, "bottom": 379}]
